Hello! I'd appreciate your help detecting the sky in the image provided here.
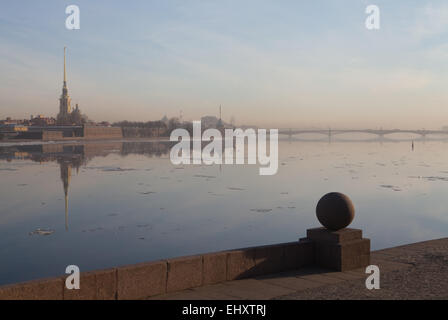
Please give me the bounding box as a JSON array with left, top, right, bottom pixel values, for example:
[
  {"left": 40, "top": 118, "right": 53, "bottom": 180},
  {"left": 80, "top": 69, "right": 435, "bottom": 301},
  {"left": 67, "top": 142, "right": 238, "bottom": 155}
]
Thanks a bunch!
[{"left": 1, "top": 0, "right": 448, "bottom": 129}]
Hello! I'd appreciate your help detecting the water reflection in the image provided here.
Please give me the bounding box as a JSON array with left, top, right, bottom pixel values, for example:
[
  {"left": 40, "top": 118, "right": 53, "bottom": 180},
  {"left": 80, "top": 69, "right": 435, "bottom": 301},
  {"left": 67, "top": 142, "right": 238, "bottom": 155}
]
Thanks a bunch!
[
  {"left": 60, "top": 160, "right": 70, "bottom": 231},
  {"left": 0, "top": 142, "right": 172, "bottom": 231},
  {"left": 1, "top": 138, "right": 448, "bottom": 285}
]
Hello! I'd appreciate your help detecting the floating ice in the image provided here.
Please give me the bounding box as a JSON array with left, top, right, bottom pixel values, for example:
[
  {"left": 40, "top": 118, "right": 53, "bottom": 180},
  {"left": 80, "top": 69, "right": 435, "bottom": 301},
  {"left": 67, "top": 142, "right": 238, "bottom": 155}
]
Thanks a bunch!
[
  {"left": 250, "top": 208, "right": 272, "bottom": 213},
  {"left": 29, "top": 228, "right": 54, "bottom": 236}
]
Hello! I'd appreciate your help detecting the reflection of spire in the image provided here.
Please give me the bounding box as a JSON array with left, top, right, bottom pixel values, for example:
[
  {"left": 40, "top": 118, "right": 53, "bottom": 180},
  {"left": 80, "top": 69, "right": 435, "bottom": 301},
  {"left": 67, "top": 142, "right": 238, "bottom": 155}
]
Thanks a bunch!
[
  {"left": 65, "top": 192, "right": 68, "bottom": 231},
  {"left": 60, "top": 162, "right": 72, "bottom": 231}
]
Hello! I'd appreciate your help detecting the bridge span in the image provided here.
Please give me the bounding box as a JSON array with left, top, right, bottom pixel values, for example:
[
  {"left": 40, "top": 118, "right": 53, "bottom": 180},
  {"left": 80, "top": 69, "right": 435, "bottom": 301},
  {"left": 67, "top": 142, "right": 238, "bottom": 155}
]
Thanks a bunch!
[{"left": 278, "top": 129, "right": 448, "bottom": 138}]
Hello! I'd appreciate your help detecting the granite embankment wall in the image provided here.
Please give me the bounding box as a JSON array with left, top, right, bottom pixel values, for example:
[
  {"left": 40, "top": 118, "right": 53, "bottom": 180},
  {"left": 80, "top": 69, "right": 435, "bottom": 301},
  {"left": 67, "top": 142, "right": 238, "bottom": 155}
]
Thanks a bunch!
[
  {"left": 0, "top": 241, "right": 313, "bottom": 300},
  {"left": 83, "top": 126, "right": 123, "bottom": 140},
  {"left": 41, "top": 127, "right": 123, "bottom": 141},
  {"left": 42, "top": 130, "right": 64, "bottom": 141}
]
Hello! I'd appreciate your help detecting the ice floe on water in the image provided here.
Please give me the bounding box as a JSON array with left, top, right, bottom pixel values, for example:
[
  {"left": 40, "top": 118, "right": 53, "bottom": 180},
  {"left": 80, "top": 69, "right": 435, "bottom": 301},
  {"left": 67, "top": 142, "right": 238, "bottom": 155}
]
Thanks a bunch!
[
  {"left": 250, "top": 208, "right": 272, "bottom": 213},
  {"left": 29, "top": 228, "right": 54, "bottom": 236},
  {"left": 85, "top": 166, "right": 137, "bottom": 172},
  {"left": 208, "top": 192, "right": 225, "bottom": 196},
  {"left": 418, "top": 162, "right": 431, "bottom": 167},
  {"left": 380, "top": 184, "right": 402, "bottom": 191},
  {"left": 140, "top": 191, "right": 156, "bottom": 195},
  {"left": 409, "top": 175, "right": 448, "bottom": 182},
  {"left": 80, "top": 227, "right": 104, "bottom": 233},
  {"left": 194, "top": 174, "right": 216, "bottom": 179}
]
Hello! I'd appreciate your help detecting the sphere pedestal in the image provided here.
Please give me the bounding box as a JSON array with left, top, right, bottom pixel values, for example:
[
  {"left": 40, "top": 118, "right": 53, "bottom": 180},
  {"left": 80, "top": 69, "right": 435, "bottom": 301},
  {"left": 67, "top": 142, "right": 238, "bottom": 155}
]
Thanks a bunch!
[
  {"left": 300, "top": 192, "right": 370, "bottom": 271},
  {"left": 301, "top": 227, "right": 370, "bottom": 271}
]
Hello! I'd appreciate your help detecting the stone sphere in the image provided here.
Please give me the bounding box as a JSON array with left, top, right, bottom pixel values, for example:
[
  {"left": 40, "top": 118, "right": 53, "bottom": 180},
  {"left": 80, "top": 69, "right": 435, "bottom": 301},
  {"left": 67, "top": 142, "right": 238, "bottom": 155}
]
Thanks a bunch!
[{"left": 316, "top": 192, "right": 355, "bottom": 230}]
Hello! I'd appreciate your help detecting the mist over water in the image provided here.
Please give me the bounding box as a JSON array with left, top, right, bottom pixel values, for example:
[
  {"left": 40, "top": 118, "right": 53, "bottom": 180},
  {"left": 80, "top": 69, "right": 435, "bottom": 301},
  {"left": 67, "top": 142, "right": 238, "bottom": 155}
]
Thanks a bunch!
[{"left": 1, "top": 137, "right": 448, "bottom": 285}]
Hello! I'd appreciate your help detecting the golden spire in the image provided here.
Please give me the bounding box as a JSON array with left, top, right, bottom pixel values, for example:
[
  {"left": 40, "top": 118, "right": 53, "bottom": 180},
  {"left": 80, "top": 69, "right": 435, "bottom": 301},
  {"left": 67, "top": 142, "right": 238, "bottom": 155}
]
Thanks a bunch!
[{"left": 63, "top": 46, "right": 67, "bottom": 85}]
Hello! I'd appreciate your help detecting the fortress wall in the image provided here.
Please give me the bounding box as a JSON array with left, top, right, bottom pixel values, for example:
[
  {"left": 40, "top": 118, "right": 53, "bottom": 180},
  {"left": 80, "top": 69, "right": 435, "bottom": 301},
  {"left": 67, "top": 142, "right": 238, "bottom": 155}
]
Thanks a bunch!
[
  {"left": 42, "top": 131, "right": 63, "bottom": 141},
  {"left": 121, "top": 127, "right": 167, "bottom": 138},
  {"left": 83, "top": 126, "right": 123, "bottom": 140},
  {"left": 41, "top": 127, "right": 122, "bottom": 141}
]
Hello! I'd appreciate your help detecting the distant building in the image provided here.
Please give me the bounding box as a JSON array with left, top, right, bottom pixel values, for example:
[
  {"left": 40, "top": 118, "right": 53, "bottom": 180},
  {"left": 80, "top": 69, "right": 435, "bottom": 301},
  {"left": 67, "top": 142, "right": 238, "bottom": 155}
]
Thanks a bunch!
[
  {"left": 201, "top": 106, "right": 231, "bottom": 129},
  {"left": 97, "top": 121, "right": 111, "bottom": 127},
  {"left": 0, "top": 115, "right": 57, "bottom": 127},
  {"left": 30, "top": 115, "right": 56, "bottom": 126},
  {"left": 0, "top": 117, "right": 30, "bottom": 126},
  {"left": 200, "top": 116, "right": 219, "bottom": 129}
]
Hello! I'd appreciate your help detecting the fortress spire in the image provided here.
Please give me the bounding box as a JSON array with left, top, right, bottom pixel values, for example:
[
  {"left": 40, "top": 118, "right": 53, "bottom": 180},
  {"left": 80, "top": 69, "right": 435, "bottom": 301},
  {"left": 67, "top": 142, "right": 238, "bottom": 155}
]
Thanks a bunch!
[
  {"left": 63, "top": 46, "right": 67, "bottom": 85},
  {"left": 57, "top": 47, "right": 72, "bottom": 124}
]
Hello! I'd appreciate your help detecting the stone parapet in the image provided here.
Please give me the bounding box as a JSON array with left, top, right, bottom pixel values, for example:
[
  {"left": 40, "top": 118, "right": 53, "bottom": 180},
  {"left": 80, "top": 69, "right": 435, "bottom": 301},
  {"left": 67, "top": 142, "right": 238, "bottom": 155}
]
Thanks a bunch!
[{"left": 0, "top": 241, "right": 315, "bottom": 300}]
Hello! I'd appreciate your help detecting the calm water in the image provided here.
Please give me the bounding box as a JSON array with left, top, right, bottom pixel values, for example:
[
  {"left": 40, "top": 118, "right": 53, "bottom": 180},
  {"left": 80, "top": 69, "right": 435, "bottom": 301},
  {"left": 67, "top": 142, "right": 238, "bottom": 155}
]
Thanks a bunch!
[{"left": 1, "top": 137, "right": 448, "bottom": 285}]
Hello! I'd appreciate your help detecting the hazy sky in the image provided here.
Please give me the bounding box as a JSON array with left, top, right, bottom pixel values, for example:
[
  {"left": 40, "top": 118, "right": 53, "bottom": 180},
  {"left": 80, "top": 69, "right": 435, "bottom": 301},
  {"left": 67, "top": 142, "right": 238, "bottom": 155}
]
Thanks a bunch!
[{"left": 1, "top": 0, "right": 448, "bottom": 128}]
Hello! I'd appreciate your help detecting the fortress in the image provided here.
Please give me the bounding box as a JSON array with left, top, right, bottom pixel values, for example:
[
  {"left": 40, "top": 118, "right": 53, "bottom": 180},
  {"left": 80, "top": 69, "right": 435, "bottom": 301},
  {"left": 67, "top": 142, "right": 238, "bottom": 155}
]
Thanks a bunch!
[{"left": 0, "top": 48, "right": 123, "bottom": 141}]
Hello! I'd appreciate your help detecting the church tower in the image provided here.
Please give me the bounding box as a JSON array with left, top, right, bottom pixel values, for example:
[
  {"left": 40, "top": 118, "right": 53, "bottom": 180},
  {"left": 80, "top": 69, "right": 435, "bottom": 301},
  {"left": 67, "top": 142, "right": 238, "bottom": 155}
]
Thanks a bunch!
[{"left": 57, "top": 47, "right": 72, "bottom": 124}]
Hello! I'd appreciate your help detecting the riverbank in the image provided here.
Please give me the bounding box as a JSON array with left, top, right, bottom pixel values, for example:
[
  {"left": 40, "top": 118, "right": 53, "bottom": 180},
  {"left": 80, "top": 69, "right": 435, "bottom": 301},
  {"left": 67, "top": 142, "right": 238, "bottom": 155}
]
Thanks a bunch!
[
  {"left": 0, "top": 237, "right": 447, "bottom": 300},
  {"left": 158, "top": 237, "right": 448, "bottom": 300}
]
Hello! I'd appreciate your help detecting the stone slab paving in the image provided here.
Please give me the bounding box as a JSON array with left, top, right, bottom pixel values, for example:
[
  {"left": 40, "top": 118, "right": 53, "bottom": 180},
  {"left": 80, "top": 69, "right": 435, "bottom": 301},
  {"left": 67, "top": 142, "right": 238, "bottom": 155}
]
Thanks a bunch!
[{"left": 149, "top": 238, "right": 448, "bottom": 300}]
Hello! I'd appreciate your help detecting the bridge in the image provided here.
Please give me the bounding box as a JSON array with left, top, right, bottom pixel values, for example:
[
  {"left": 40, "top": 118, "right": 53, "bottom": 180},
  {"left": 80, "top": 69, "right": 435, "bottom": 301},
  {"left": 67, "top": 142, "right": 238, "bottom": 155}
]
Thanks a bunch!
[{"left": 278, "top": 128, "right": 448, "bottom": 138}]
